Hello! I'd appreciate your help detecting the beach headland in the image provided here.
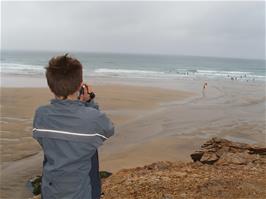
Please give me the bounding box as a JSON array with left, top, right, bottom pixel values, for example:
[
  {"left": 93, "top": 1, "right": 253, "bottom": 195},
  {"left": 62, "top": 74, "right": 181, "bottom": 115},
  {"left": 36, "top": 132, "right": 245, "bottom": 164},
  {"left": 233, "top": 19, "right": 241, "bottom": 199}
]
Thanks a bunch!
[
  {"left": 100, "top": 137, "right": 266, "bottom": 199},
  {"left": 1, "top": 75, "right": 265, "bottom": 198}
]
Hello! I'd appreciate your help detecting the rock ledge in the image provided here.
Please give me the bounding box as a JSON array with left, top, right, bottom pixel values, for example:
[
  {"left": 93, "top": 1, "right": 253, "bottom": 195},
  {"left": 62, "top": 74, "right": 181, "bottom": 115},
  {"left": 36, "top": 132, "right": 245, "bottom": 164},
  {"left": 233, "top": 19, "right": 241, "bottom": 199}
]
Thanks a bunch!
[{"left": 31, "top": 138, "right": 266, "bottom": 199}]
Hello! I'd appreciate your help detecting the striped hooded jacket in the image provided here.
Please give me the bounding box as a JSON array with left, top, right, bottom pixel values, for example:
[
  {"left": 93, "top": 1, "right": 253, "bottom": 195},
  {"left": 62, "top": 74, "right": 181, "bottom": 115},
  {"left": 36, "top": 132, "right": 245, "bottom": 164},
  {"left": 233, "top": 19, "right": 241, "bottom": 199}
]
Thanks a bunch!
[{"left": 33, "top": 99, "right": 114, "bottom": 199}]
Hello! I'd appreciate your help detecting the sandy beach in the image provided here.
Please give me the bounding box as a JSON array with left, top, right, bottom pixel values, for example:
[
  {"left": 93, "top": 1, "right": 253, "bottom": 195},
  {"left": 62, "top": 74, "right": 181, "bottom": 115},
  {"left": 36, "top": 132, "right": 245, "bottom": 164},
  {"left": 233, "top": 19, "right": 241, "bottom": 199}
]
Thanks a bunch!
[
  {"left": 1, "top": 83, "right": 193, "bottom": 198},
  {"left": 1, "top": 76, "right": 265, "bottom": 199}
]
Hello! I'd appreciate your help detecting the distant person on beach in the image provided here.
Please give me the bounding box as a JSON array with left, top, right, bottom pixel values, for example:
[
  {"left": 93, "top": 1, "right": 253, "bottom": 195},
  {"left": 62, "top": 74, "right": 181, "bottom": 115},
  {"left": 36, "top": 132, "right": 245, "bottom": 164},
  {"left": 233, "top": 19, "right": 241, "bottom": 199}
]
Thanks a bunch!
[
  {"left": 32, "top": 54, "right": 114, "bottom": 199},
  {"left": 202, "top": 82, "right": 207, "bottom": 97}
]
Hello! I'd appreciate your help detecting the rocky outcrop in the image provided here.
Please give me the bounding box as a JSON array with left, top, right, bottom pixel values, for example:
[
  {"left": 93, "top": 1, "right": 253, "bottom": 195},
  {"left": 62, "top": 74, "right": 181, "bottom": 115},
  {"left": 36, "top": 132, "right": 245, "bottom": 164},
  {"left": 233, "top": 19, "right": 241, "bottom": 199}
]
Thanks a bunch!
[
  {"left": 30, "top": 138, "right": 266, "bottom": 199},
  {"left": 101, "top": 138, "right": 266, "bottom": 199},
  {"left": 190, "top": 137, "right": 266, "bottom": 165}
]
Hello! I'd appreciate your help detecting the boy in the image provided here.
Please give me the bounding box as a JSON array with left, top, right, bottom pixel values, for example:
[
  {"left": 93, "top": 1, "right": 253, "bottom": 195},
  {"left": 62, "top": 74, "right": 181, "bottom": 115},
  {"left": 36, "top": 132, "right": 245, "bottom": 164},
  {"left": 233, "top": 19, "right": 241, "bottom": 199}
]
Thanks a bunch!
[{"left": 33, "top": 54, "right": 114, "bottom": 199}]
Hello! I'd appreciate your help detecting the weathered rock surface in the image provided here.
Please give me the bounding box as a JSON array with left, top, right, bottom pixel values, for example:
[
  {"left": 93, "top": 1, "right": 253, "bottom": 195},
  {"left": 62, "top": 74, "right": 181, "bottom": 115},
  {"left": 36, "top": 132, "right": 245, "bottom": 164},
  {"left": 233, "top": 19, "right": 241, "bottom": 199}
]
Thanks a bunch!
[
  {"left": 101, "top": 138, "right": 266, "bottom": 199},
  {"left": 30, "top": 138, "right": 266, "bottom": 199},
  {"left": 190, "top": 137, "right": 266, "bottom": 165}
]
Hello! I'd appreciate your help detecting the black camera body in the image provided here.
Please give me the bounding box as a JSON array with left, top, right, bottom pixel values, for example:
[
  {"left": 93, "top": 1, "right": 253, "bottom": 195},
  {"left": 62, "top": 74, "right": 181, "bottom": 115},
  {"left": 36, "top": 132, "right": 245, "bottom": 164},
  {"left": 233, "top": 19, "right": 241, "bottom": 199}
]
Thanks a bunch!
[{"left": 78, "top": 86, "right": 95, "bottom": 101}]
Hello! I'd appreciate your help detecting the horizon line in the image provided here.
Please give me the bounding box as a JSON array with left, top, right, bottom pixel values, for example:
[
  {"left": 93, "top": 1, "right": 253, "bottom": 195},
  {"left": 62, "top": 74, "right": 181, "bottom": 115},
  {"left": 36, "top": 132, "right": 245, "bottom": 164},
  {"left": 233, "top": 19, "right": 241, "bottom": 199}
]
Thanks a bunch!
[{"left": 1, "top": 49, "right": 265, "bottom": 61}]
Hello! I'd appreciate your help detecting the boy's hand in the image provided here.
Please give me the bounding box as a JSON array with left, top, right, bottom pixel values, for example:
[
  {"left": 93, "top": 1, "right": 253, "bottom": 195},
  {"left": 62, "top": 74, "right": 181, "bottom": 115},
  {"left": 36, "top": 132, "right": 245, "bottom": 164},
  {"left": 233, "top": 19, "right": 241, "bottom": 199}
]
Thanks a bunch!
[{"left": 79, "top": 84, "right": 93, "bottom": 102}]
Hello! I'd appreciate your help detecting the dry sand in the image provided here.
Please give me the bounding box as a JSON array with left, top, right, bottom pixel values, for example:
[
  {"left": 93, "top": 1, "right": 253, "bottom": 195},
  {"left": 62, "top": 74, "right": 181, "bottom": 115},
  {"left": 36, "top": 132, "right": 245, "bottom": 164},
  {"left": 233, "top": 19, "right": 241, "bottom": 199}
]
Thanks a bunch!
[{"left": 0, "top": 86, "right": 193, "bottom": 163}]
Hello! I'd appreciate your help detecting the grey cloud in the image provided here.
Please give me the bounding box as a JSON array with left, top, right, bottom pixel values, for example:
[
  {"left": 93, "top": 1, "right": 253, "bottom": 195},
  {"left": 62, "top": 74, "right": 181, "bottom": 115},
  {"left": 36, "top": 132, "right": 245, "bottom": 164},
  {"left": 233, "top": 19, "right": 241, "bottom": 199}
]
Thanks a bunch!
[{"left": 1, "top": 1, "right": 265, "bottom": 59}]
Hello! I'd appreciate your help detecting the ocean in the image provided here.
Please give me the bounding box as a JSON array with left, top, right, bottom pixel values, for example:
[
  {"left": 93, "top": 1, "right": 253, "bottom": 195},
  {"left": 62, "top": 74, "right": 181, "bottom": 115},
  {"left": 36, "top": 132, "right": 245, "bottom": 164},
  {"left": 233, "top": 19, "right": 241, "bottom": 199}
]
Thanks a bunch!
[{"left": 1, "top": 50, "right": 265, "bottom": 82}]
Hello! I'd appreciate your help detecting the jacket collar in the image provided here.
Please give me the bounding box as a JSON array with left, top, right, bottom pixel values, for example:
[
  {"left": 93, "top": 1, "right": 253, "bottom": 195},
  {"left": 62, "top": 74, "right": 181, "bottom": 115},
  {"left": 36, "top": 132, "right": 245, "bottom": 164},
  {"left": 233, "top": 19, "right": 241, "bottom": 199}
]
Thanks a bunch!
[{"left": 50, "top": 98, "right": 85, "bottom": 106}]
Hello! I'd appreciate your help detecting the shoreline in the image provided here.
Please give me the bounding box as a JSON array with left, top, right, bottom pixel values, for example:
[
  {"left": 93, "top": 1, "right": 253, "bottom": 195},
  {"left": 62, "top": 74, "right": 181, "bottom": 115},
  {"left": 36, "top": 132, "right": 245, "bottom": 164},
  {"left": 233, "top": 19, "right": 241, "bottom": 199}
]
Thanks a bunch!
[{"left": 1, "top": 72, "right": 265, "bottom": 88}]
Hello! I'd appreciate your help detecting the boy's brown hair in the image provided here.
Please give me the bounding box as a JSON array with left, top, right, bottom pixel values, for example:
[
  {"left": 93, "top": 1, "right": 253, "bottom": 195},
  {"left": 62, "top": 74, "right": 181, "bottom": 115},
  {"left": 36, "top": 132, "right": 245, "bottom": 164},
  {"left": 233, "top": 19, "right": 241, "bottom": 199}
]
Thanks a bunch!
[{"left": 45, "top": 54, "right": 83, "bottom": 98}]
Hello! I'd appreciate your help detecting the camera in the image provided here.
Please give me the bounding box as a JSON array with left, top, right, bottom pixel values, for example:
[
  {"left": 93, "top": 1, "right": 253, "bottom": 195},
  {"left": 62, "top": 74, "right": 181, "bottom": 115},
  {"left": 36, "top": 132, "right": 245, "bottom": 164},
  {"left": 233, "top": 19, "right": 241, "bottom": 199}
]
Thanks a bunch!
[{"left": 78, "top": 85, "right": 95, "bottom": 100}]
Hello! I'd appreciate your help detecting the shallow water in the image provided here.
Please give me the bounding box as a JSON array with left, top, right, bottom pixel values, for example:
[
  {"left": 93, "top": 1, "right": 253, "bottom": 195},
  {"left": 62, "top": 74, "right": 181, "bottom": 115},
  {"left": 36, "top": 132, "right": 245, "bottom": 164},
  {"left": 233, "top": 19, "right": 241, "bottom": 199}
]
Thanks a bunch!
[{"left": 100, "top": 78, "right": 266, "bottom": 166}]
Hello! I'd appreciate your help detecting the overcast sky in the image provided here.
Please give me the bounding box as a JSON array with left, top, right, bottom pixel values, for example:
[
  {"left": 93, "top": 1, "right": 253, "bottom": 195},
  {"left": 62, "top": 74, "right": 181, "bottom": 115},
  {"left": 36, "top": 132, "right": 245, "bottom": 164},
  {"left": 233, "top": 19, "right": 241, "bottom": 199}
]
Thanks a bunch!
[{"left": 2, "top": 1, "right": 265, "bottom": 59}]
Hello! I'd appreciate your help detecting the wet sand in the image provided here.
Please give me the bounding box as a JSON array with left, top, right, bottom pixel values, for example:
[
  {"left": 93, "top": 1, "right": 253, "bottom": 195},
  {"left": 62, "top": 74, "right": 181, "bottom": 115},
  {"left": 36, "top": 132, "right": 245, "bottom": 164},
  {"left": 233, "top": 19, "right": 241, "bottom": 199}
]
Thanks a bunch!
[
  {"left": 1, "top": 85, "right": 193, "bottom": 198},
  {"left": 99, "top": 78, "right": 266, "bottom": 172},
  {"left": 1, "top": 77, "right": 265, "bottom": 199}
]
